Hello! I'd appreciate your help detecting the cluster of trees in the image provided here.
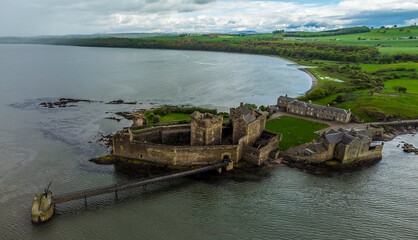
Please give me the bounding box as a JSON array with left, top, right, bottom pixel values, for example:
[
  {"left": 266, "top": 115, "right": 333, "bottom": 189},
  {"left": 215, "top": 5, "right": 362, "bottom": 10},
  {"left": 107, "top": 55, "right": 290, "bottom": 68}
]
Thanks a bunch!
[
  {"left": 377, "top": 54, "right": 416, "bottom": 63},
  {"left": 151, "top": 105, "right": 218, "bottom": 116},
  {"left": 392, "top": 86, "right": 407, "bottom": 93},
  {"left": 283, "top": 27, "right": 370, "bottom": 37},
  {"left": 144, "top": 112, "right": 161, "bottom": 123},
  {"left": 49, "top": 37, "right": 379, "bottom": 62},
  {"left": 272, "top": 30, "right": 284, "bottom": 34}
]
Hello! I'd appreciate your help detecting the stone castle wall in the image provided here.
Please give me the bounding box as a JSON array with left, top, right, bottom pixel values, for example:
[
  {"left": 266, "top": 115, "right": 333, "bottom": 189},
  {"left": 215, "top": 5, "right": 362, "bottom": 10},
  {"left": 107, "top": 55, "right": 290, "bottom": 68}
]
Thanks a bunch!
[
  {"left": 339, "top": 143, "right": 384, "bottom": 164},
  {"left": 243, "top": 132, "right": 280, "bottom": 165},
  {"left": 113, "top": 129, "right": 241, "bottom": 165},
  {"left": 130, "top": 126, "right": 191, "bottom": 145},
  {"left": 245, "top": 116, "right": 267, "bottom": 145},
  {"left": 282, "top": 143, "right": 335, "bottom": 164}
]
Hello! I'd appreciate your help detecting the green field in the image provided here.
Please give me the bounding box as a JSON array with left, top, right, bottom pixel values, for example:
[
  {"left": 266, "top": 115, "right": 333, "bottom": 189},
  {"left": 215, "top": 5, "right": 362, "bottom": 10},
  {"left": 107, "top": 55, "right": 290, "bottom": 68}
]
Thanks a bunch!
[
  {"left": 144, "top": 33, "right": 275, "bottom": 41},
  {"left": 282, "top": 27, "right": 418, "bottom": 55},
  {"left": 265, "top": 116, "right": 329, "bottom": 151},
  {"left": 336, "top": 93, "right": 418, "bottom": 122},
  {"left": 296, "top": 27, "right": 417, "bottom": 40},
  {"left": 359, "top": 62, "right": 417, "bottom": 72},
  {"left": 159, "top": 113, "right": 191, "bottom": 122},
  {"left": 383, "top": 78, "right": 418, "bottom": 94}
]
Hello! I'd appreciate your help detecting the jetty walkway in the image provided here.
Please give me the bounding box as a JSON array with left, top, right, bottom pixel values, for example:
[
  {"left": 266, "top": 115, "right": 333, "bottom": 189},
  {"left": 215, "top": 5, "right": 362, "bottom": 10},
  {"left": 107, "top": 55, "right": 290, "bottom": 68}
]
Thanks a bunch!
[
  {"left": 53, "top": 160, "right": 231, "bottom": 204},
  {"left": 32, "top": 160, "right": 231, "bottom": 222}
]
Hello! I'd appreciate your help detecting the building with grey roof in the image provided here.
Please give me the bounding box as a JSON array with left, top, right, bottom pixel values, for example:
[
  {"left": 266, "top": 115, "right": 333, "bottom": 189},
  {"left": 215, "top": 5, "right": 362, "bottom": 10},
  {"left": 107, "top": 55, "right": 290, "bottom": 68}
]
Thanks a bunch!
[
  {"left": 283, "top": 128, "right": 383, "bottom": 165},
  {"left": 276, "top": 95, "right": 351, "bottom": 124}
]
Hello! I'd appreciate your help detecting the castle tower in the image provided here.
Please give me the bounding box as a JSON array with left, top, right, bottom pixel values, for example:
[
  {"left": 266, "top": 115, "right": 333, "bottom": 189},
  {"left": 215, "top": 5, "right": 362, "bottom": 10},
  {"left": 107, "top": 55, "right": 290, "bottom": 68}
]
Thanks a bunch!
[
  {"left": 190, "top": 111, "right": 223, "bottom": 146},
  {"left": 230, "top": 103, "right": 266, "bottom": 145}
]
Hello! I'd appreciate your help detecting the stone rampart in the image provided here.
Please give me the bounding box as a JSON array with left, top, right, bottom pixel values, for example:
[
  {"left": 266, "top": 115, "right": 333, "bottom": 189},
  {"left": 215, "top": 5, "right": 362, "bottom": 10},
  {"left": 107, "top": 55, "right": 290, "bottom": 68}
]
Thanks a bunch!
[
  {"left": 113, "top": 131, "right": 240, "bottom": 165},
  {"left": 130, "top": 125, "right": 191, "bottom": 144}
]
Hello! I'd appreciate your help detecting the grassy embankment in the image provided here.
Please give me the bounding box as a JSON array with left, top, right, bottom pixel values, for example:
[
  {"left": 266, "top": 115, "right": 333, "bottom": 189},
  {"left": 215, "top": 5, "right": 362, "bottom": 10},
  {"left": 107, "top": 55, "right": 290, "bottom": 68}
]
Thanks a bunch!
[{"left": 265, "top": 116, "right": 329, "bottom": 151}]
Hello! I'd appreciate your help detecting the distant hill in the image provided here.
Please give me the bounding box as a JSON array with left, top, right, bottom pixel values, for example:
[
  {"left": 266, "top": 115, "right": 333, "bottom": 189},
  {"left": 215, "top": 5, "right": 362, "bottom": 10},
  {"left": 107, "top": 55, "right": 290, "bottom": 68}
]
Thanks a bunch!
[
  {"left": 284, "top": 27, "right": 371, "bottom": 37},
  {"left": 228, "top": 31, "right": 258, "bottom": 34},
  {"left": 0, "top": 33, "right": 176, "bottom": 43}
]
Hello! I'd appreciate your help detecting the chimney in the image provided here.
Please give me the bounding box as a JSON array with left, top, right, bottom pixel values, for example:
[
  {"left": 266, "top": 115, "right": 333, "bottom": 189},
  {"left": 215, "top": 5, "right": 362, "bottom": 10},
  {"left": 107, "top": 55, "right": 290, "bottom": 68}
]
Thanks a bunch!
[{"left": 285, "top": 94, "right": 288, "bottom": 97}]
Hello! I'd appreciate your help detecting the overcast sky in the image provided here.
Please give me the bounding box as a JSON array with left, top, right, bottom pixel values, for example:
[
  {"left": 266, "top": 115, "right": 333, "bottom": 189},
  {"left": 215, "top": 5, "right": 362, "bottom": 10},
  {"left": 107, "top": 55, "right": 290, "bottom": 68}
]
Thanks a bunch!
[{"left": 0, "top": 0, "right": 417, "bottom": 36}]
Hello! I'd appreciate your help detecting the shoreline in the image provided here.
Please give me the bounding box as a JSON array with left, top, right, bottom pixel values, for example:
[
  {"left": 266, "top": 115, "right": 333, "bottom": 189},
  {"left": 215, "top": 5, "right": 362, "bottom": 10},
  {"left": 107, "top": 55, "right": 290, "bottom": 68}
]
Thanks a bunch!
[{"left": 269, "top": 55, "right": 319, "bottom": 95}]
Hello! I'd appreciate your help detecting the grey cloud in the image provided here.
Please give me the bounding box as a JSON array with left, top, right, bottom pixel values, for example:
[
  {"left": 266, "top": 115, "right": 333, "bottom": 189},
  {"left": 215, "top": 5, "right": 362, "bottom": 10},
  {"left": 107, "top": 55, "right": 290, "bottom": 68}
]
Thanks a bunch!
[
  {"left": 0, "top": 0, "right": 417, "bottom": 36},
  {"left": 193, "top": 0, "right": 216, "bottom": 4}
]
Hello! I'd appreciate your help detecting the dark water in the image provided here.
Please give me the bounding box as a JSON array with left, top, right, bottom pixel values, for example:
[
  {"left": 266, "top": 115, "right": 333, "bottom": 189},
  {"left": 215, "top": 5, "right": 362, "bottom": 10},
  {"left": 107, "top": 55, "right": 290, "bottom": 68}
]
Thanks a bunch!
[{"left": 0, "top": 44, "right": 416, "bottom": 239}]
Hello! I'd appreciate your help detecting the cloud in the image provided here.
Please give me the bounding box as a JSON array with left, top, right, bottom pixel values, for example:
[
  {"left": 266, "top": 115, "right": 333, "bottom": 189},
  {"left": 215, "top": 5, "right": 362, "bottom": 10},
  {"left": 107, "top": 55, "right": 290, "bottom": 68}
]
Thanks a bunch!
[
  {"left": 0, "top": 0, "right": 417, "bottom": 36},
  {"left": 404, "top": 18, "right": 418, "bottom": 26}
]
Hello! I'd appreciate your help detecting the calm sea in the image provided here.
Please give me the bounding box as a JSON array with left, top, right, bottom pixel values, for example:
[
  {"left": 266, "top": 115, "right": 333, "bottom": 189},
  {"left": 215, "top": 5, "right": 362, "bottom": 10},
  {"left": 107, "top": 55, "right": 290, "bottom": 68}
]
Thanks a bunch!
[{"left": 0, "top": 44, "right": 416, "bottom": 239}]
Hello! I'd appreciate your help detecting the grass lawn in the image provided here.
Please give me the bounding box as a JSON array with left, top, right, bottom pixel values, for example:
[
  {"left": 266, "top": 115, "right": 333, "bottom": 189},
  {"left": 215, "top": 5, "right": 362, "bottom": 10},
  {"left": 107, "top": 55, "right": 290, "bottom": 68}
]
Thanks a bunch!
[
  {"left": 159, "top": 113, "right": 191, "bottom": 122},
  {"left": 359, "top": 62, "right": 417, "bottom": 72},
  {"left": 265, "top": 116, "right": 329, "bottom": 151},
  {"left": 378, "top": 46, "right": 417, "bottom": 55},
  {"left": 311, "top": 93, "right": 342, "bottom": 105},
  {"left": 334, "top": 93, "right": 418, "bottom": 122},
  {"left": 382, "top": 78, "right": 418, "bottom": 94}
]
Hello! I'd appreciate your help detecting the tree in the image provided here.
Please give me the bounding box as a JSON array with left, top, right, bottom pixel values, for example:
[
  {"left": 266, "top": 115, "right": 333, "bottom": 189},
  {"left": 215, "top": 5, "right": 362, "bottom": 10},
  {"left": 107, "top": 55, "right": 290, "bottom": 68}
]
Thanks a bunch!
[
  {"left": 393, "top": 86, "right": 407, "bottom": 93},
  {"left": 334, "top": 95, "right": 345, "bottom": 103},
  {"left": 374, "top": 86, "right": 384, "bottom": 93},
  {"left": 243, "top": 103, "right": 258, "bottom": 109},
  {"left": 272, "top": 30, "right": 284, "bottom": 34},
  {"left": 398, "top": 87, "right": 407, "bottom": 93},
  {"left": 393, "top": 25, "right": 397, "bottom": 28}
]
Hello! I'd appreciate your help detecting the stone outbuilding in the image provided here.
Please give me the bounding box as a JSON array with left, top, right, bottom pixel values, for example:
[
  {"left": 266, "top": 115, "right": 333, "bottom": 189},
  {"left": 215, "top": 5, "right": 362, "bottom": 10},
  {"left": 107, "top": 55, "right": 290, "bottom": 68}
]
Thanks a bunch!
[
  {"left": 283, "top": 128, "right": 383, "bottom": 165},
  {"left": 277, "top": 95, "right": 351, "bottom": 124}
]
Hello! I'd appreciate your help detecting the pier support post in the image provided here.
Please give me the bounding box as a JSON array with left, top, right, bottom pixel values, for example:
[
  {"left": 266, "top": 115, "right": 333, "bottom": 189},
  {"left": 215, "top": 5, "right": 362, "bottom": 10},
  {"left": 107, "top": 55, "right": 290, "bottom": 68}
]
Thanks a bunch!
[
  {"left": 115, "top": 190, "right": 118, "bottom": 201},
  {"left": 84, "top": 197, "right": 87, "bottom": 209},
  {"left": 225, "top": 161, "right": 234, "bottom": 171}
]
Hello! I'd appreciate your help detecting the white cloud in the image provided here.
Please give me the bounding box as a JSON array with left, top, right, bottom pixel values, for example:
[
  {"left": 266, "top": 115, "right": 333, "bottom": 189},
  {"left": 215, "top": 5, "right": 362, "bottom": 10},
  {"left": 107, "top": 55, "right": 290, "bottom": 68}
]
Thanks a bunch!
[
  {"left": 0, "top": 0, "right": 417, "bottom": 36},
  {"left": 404, "top": 18, "right": 418, "bottom": 26}
]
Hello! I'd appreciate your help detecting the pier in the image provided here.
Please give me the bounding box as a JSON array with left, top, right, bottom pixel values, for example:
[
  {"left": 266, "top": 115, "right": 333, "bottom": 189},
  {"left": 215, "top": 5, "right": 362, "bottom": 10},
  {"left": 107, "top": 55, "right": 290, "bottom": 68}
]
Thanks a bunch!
[{"left": 31, "top": 159, "right": 232, "bottom": 222}]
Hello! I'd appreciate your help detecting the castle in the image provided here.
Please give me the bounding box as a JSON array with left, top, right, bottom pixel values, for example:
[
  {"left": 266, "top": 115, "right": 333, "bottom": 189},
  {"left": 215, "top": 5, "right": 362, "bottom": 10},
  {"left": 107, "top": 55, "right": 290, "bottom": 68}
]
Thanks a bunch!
[
  {"left": 282, "top": 128, "right": 383, "bottom": 165},
  {"left": 277, "top": 95, "right": 351, "bottom": 124},
  {"left": 112, "top": 103, "right": 281, "bottom": 166}
]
